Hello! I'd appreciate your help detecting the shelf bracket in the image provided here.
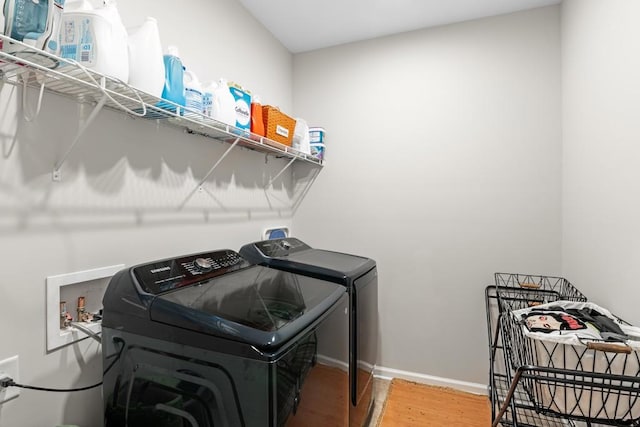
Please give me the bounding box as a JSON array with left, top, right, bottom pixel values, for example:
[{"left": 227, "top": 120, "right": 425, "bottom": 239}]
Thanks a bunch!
[
  {"left": 291, "top": 165, "right": 322, "bottom": 214},
  {"left": 265, "top": 157, "right": 296, "bottom": 189},
  {"left": 52, "top": 93, "right": 108, "bottom": 181},
  {"left": 179, "top": 137, "right": 240, "bottom": 210}
]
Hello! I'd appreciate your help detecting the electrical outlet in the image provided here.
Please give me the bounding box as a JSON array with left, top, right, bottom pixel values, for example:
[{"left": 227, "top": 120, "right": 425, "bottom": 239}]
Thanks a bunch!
[{"left": 0, "top": 355, "right": 19, "bottom": 404}]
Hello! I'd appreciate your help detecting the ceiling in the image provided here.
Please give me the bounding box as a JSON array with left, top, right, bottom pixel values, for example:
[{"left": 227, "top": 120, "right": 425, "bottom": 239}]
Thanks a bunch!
[{"left": 238, "top": 0, "right": 561, "bottom": 53}]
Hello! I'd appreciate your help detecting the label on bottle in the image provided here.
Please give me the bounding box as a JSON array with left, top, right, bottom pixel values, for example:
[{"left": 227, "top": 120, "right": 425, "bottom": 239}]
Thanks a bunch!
[
  {"left": 202, "top": 92, "right": 213, "bottom": 117},
  {"left": 59, "top": 17, "right": 95, "bottom": 66},
  {"left": 235, "top": 99, "right": 250, "bottom": 128},
  {"left": 185, "top": 87, "right": 203, "bottom": 116},
  {"left": 229, "top": 87, "right": 251, "bottom": 130}
]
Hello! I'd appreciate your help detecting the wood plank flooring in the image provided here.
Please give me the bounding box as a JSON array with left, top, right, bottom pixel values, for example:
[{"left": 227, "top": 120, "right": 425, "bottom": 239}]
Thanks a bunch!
[{"left": 377, "top": 379, "right": 491, "bottom": 426}]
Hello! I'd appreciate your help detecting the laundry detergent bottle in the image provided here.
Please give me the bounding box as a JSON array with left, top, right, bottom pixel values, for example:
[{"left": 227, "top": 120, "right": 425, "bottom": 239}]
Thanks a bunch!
[
  {"left": 127, "top": 17, "right": 164, "bottom": 97},
  {"left": 202, "top": 80, "right": 217, "bottom": 119},
  {"left": 159, "top": 45, "right": 186, "bottom": 113},
  {"left": 250, "top": 94, "right": 265, "bottom": 137},
  {"left": 59, "top": 0, "right": 129, "bottom": 81},
  {"left": 212, "top": 78, "right": 236, "bottom": 127},
  {"left": 183, "top": 69, "right": 203, "bottom": 118},
  {"left": 46, "top": 0, "right": 65, "bottom": 54}
]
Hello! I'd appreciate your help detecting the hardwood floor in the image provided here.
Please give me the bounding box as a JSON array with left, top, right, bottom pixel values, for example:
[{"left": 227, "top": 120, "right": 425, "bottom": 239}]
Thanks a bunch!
[
  {"left": 284, "top": 364, "right": 491, "bottom": 426},
  {"left": 376, "top": 379, "right": 491, "bottom": 427},
  {"left": 287, "top": 363, "right": 348, "bottom": 427}
]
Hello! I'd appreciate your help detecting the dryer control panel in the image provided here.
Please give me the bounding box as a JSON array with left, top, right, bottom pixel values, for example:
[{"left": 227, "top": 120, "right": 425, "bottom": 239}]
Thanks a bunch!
[
  {"left": 133, "top": 250, "right": 250, "bottom": 294},
  {"left": 252, "top": 238, "right": 310, "bottom": 257}
]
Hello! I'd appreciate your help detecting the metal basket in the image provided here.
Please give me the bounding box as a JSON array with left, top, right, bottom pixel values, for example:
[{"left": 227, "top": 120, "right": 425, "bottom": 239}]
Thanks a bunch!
[{"left": 489, "top": 273, "right": 640, "bottom": 426}]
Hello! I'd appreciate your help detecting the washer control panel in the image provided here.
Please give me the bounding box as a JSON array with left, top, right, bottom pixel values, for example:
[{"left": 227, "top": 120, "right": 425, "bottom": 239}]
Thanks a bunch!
[{"left": 133, "top": 249, "right": 249, "bottom": 294}]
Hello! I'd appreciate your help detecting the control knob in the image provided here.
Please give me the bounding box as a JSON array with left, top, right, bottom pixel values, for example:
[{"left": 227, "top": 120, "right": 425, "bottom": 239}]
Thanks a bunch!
[{"left": 193, "top": 258, "right": 212, "bottom": 272}]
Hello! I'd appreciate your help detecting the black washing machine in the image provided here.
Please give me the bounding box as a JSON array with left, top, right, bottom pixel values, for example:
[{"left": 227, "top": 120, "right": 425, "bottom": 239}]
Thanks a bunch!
[
  {"left": 101, "top": 249, "right": 350, "bottom": 427},
  {"left": 239, "top": 238, "right": 378, "bottom": 427}
]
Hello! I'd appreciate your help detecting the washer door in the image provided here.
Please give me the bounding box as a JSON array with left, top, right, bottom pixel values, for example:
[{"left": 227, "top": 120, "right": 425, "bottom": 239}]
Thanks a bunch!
[{"left": 105, "top": 354, "right": 242, "bottom": 427}]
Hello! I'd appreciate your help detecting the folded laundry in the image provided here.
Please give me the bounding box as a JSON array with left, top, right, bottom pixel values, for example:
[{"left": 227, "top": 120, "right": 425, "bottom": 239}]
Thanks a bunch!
[
  {"left": 509, "top": 300, "right": 640, "bottom": 421},
  {"left": 518, "top": 303, "right": 629, "bottom": 342}
]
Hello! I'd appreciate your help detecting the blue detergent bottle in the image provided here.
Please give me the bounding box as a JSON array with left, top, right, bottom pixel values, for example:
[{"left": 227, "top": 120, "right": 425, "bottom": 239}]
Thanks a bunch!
[{"left": 159, "top": 45, "right": 186, "bottom": 113}]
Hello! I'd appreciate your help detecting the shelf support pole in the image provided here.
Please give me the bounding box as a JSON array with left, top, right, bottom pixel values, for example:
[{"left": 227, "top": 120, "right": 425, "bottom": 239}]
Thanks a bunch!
[
  {"left": 52, "top": 94, "right": 108, "bottom": 181},
  {"left": 178, "top": 137, "right": 240, "bottom": 210},
  {"left": 265, "top": 157, "right": 296, "bottom": 190}
]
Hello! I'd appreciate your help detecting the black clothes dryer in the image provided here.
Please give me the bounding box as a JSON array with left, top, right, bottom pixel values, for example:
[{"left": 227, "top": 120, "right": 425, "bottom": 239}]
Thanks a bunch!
[
  {"left": 101, "top": 249, "right": 350, "bottom": 427},
  {"left": 239, "top": 238, "right": 379, "bottom": 427}
]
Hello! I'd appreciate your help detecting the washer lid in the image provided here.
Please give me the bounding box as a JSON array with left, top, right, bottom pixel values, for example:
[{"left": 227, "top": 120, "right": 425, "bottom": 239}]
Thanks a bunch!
[
  {"left": 240, "top": 238, "right": 376, "bottom": 286},
  {"left": 149, "top": 265, "right": 344, "bottom": 350}
]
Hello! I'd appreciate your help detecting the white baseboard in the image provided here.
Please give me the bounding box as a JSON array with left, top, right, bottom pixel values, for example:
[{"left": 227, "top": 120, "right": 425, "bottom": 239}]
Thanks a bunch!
[
  {"left": 375, "top": 366, "right": 488, "bottom": 396},
  {"left": 316, "top": 354, "right": 348, "bottom": 371},
  {"left": 316, "top": 355, "right": 488, "bottom": 396}
]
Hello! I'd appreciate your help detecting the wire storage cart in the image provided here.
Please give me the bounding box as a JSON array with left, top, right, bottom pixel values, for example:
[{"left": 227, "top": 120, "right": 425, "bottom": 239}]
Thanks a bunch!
[{"left": 486, "top": 272, "right": 640, "bottom": 427}]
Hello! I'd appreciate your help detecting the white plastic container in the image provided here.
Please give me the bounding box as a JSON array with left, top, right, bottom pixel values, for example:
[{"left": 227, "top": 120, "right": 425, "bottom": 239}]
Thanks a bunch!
[
  {"left": 310, "top": 143, "right": 325, "bottom": 160},
  {"left": 212, "top": 78, "right": 236, "bottom": 127},
  {"left": 58, "top": 0, "right": 129, "bottom": 82},
  {"left": 202, "top": 81, "right": 217, "bottom": 118},
  {"left": 309, "top": 127, "right": 326, "bottom": 143},
  {"left": 293, "top": 118, "right": 311, "bottom": 155},
  {"left": 64, "top": 0, "right": 93, "bottom": 11},
  {"left": 183, "top": 69, "right": 203, "bottom": 117},
  {"left": 44, "top": 0, "right": 65, "bottom": 55},
  {"left": 127, "top": 17, "right": 164, "bottom": 97}
]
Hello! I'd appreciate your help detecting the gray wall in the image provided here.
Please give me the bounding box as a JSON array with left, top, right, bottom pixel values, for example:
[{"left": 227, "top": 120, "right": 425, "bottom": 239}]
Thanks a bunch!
[
  {"left": 292, "top": 6, "right": 562, "bottom": 385},
  {"left": 0, "top": 1, "right": 296, "bottom": 426},
  {"left": 9, "top": 1, "right": 635, "bottom": 424},
  {"left": 562, "top": 0, "right": 640, "bottom": 323}
]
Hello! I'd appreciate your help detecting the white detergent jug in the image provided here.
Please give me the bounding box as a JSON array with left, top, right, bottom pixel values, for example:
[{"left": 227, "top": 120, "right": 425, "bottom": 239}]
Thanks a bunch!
[
  {"left": 183, "top": 69, "right": 203, "bottom": 117},
  {"left": 127, "top": 17, "right": 164, "bottom": 97},
  {"left": 293, "top": 118, "right": 311, "bottom": 155},
  {"left": 44, "top": 0, "right": 65, "bottom": 55},
  {"left": 202, "top": 80, "right": 217, "bottom": 119},
  {"left": 212, "top": 78, "right": 236, "bottom": 127},
  {"left": 59, "top": 0, "right": 129, "bottom": 82}
]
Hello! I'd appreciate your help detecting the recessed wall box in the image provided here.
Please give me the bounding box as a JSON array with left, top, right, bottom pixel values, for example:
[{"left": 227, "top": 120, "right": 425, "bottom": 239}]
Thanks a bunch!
[{"left": 46, "top": 264, "right": 124, "bottom": 351}]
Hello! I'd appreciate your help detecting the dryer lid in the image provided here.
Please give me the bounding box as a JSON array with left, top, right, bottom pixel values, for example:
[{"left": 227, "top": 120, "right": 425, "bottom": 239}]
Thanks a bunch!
[{"left": 240, "top": 238, "right": 376, "bottom": 285}]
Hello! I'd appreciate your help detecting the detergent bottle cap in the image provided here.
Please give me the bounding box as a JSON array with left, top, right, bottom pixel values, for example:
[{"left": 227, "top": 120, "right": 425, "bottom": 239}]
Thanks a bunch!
[
  {"left": 166, "top": 45, "right": 180, "bottom": 58},
  {"left": 65, "top": 0, "right": 94, "bottom": 11},
  {"left": 204, "top": 81, "right": 218, "bottom": 91}
]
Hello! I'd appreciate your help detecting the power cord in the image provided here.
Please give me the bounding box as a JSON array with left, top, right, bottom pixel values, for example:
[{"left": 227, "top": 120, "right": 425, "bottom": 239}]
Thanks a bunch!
[
  {"left": 0, "top": 338, "right": 124, "bottom": 393},
  {"left": 1, "top": 378, "right": 102, "bottom": 393}
]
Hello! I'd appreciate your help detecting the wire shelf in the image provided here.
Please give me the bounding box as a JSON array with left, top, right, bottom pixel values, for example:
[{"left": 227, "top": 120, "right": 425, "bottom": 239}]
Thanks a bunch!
[{"left": 0, "top": 34, "right": 323, "bottom": 167}]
